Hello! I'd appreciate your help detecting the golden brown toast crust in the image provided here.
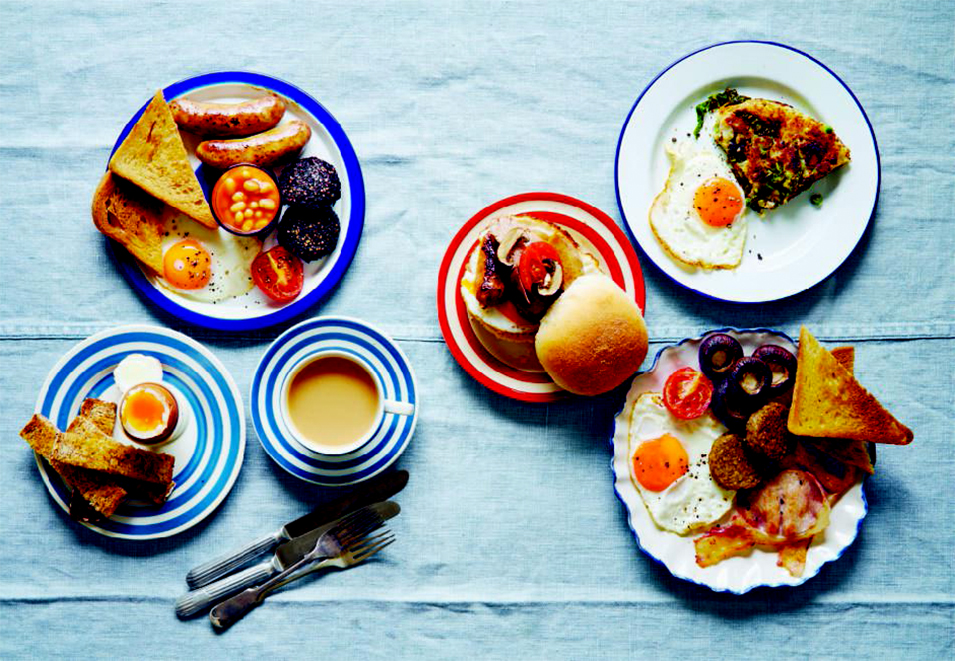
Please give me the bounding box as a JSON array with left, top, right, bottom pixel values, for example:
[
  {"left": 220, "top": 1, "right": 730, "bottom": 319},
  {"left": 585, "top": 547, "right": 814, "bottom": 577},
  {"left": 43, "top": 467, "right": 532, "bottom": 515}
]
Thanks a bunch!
[
  {"left": 109, "top": 90, "right": 216, "bottom": 229},
  {"left": 52, "top": 419, "right": 175, "bottom": 485},
  {"left": 91, "top": 171, "right": 166, "bottom": 274},
  {"left": 20, "top": 414, "right": 127, "bottom": 517},
  {"left": 788, "top": 327, "right": 913, "bottom": 445},
  {"left": 19, "top": 414, "right": 58, "bottom": 457},
  {"left": 795, "top": 346, "right": 875, "bottom": 475}
]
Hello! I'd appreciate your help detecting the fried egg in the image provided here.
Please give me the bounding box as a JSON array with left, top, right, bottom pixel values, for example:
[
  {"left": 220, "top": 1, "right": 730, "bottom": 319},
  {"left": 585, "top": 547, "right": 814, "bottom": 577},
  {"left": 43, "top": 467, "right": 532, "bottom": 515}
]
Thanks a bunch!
[
  {"left": 628, "top": 392, "right": 735, "bottom": 534},
  {"left": 649, "top": 140, "right": 747, "bottom": 269},
  {"left": 158, "top": 212, "right": 260, "bottom": 303}
]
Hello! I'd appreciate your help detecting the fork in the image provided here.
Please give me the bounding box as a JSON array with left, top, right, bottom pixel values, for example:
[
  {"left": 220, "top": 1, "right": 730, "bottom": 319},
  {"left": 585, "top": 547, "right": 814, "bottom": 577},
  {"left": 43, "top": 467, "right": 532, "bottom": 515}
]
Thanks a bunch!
[{"left": 209, "top": 524, "right": 395, "bottom": 631}]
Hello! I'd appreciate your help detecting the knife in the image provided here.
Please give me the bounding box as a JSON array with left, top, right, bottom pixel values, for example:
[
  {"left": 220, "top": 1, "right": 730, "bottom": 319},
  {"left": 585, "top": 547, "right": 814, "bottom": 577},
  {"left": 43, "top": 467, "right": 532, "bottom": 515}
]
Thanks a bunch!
[
  {"left": 176, "top": 501, "right": 400, "bottom": 618},
  {"left": 185, "top": 469, "right": 409, "bottom": 588}
]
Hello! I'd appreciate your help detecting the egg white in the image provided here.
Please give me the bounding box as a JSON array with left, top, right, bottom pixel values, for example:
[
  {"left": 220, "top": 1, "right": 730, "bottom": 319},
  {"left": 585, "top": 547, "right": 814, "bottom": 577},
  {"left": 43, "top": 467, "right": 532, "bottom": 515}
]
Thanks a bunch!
[
  {"left": 114, "top": 354, "right": 164, "bottom": 394},
  {"left": 628, "top": 392, "right": 736, "bottom": 534},
  {"left": 158, "top": 211, "right": 260, "bottom": 303},
  {"left": 648, "top": 138, "right": 748, "bottom": 269}
]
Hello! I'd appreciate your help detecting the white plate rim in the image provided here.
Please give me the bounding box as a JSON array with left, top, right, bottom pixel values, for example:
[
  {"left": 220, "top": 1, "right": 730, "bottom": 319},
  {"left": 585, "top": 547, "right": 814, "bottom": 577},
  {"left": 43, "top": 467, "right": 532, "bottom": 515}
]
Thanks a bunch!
[
  {"left": 614, "top": 40, "right": 880, "bottom": 303},
  {"left": 609, "top": 327, "right": 868, "bottom": 593}
]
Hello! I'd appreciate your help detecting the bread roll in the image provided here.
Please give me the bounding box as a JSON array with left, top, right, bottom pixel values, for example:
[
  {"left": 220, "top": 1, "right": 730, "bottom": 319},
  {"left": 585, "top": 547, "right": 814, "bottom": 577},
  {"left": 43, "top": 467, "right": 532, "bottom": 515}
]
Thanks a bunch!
[{"left": 534, "top": 273, "right": 648, "bottom": 396}]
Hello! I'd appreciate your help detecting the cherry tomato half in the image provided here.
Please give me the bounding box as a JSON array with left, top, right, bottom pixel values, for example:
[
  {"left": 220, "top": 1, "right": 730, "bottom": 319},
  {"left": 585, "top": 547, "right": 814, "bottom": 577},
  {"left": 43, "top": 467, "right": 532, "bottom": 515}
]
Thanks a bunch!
[
  {"left": 251, "top": 246, "right": 304, "bottom": 303},
  {"left": 662, "top": 367, "right": 714, "bottom": 420},
  {"left": 517, "top": 241, "right": 561, "bottom": 292}
]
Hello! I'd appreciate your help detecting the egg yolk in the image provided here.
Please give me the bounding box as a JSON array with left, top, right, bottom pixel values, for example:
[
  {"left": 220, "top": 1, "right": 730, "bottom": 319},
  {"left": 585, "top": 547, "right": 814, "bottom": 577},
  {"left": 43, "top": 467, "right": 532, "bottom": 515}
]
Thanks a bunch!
[
  {"left": 163, "top": 239, "right": 211, "bottom": 290},
  {"left": 693, "top": 177, "right": 743, "bottom": 227},
  {"left": 122, "top": 387, "right": 167, "bottom": 433},
  {"left": 633, "top": 433, "right": 689, "bottom": 492}
]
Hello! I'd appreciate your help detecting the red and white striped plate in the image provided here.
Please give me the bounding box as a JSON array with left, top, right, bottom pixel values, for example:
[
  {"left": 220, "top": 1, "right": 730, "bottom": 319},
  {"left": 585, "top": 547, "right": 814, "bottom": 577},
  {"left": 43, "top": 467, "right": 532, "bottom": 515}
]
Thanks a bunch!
[{"left": 437, "top": 193, "right": 646, "bottom": 402}]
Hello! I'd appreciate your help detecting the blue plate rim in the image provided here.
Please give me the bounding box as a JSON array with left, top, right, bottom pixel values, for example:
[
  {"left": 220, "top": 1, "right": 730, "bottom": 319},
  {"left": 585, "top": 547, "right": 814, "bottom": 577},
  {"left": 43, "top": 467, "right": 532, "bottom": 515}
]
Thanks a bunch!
[
  {"left": 32, "top": 324, "right": 246, "bottom": 539},
  {"left": 608, "top": 327, "right": 869, "bottom": 594},
  {"left": 107, "top": 70, "right": 366, "bottom": 331},
  {"left": 613, "top": 40, "right": 881, "bottom": 304},
  {"left": 250, "top": 315, "right": 418, "bottom": 486}
]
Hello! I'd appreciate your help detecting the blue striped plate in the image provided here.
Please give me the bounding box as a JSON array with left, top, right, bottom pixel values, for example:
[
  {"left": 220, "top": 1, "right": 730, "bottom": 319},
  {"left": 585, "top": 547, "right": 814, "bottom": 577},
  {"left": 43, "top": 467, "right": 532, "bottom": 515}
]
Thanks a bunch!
[
  {"left": 34, "top": 325, "right": 246, "bottom": 539},
  {"left": 252, "top": 317, "right": 418, "bottom": 486}
]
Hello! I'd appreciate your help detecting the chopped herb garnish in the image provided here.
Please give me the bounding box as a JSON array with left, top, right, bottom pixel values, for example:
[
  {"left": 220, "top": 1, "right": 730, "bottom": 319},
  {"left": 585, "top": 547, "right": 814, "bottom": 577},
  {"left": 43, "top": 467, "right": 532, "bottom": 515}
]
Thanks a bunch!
[
  {"left": 810, "top": 193, "right": 824, "bottom": 207},
  {"left": 693, "top": 88, "right": 749, "bottom": 138}
]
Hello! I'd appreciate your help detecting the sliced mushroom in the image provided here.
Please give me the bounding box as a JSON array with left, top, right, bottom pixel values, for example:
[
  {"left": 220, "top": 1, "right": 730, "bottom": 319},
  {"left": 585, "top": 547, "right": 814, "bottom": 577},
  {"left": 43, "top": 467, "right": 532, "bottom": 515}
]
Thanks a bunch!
[
  {"left": 495, "top": 227, "right": 527, "bottom": 266},
  {"left": 537, "top": 260, "right": 563, "bottom": 297}
]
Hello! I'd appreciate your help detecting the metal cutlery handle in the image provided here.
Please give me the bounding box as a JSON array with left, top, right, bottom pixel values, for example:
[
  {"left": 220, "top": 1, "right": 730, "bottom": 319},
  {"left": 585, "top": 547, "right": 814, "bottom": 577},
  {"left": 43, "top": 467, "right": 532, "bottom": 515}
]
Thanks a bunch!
[
  {"left": 176, "top": 561, "right": 275, "bottom": 618},
  {"left": 186, "top": 531, "right": 282, "bottom": 588},
  {"left": 209, "top": 557, "right": 333, "bottom": 631},
  {"left": 208, "top": 585, "right": 263, "bottom": 631}
]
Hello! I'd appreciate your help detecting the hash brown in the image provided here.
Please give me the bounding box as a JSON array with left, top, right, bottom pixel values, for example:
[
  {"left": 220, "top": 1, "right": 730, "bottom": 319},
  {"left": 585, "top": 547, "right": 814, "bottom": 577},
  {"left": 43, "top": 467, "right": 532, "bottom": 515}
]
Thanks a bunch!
[{"left": 713, "top": 97, "right": 851, "bottom": 213}]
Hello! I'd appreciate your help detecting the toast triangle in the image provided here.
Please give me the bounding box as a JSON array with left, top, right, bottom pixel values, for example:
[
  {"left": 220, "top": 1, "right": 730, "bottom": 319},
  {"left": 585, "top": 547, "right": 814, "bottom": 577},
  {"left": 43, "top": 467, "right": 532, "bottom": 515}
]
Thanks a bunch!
[
  {"left": 108, "top": 90, "right": 216, "bottom": 229},
  {"left": 788, "top": 327, "right": 913, "bottom": 445}
]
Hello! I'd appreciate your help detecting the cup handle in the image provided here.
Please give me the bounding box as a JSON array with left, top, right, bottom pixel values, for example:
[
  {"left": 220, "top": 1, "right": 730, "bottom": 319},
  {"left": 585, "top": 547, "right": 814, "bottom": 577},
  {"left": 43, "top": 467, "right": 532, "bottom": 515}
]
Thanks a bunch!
[{"left": 383, "top": 400, "right": 415, "bottom": 417}]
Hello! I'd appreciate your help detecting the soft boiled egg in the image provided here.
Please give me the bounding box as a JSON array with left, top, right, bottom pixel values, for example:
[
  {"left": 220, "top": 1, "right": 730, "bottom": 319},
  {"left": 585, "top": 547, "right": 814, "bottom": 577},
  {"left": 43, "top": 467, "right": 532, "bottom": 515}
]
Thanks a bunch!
[
  {"left": 628, "top": 392, "right": 735, "bottom": 534},
  {"left": 648, "top": 140, "right": 747, "bottom": 269},
  {"left": 159, "top": 212, "right": 260, "bottom": 303},
  {"left": 120, "top": 382, "right": 179, "bottom": 445},
  {"left": 114, "top": 353, "right": 188, "bottom": 446}
]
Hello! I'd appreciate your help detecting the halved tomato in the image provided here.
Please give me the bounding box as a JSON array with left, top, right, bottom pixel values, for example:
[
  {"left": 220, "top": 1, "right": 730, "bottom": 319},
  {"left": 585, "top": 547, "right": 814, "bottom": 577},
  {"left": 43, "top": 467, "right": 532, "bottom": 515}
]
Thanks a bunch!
[
  {"left": 517, "top": 241, "right": 561, "bottom": 292},
  {"left": 663, "top": 367, "right": 714, "bottom": 420},
  {"left": 251, "top": 246, "right": 304, "bottom": 303}
]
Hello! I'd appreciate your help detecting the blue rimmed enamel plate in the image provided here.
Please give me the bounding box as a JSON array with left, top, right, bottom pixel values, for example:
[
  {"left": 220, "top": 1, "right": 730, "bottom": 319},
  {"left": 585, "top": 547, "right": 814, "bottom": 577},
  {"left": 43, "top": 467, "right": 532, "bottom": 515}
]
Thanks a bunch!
[
  {"left": 34, "top": 325, "right": 245, "bottom": 539},
  {"left": 610, "top": 328, "right": 867, "bottom": 593},
  {"left": 107, "top": 71, "right": 365, "bottom": 331},
  {"left": 251, "top": 317, "right": 418, "bottom": 486},
  {"left": 615, "top": 41, "right": 879, "bottom": 303}
]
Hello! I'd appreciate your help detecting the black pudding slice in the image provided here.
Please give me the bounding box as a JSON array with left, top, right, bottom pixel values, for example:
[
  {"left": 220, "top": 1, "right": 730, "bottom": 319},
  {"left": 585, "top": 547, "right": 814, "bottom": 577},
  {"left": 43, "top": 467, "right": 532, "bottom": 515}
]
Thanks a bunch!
[
  {"left": 279, "top": 157, "right": 341, "bottom": 208},
  {"left": 278, "top": 204, "right": 341, "bottom": 262}
]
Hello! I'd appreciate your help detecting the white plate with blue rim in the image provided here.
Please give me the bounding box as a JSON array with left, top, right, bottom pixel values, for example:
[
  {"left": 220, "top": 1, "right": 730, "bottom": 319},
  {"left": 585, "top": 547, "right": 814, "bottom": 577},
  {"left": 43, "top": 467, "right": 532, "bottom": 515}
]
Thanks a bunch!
[
  {"left": 615, "top": 41, "right": 879, "bottom": 303},
  {"left": 251, "top": 316, "right": 418, "bottom": 486},
  {"left": 34, "top": 325, "right": 245, "bottom": 540},
  {"left": 610, "top": 328, "right": 867, "bottom": 593},
  {"left": 107, "top": 71, "right": 365, "bottom": 331}
]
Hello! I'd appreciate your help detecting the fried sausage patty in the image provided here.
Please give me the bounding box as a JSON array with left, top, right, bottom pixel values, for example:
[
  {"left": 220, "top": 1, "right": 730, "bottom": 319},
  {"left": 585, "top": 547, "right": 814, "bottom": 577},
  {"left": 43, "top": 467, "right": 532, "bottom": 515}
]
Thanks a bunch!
[
  {"left": 709, "top": 432, "right": 763, "bottom": 490},
  {"left": 744, "top": 401, "right": 794, "bottom": 461}
]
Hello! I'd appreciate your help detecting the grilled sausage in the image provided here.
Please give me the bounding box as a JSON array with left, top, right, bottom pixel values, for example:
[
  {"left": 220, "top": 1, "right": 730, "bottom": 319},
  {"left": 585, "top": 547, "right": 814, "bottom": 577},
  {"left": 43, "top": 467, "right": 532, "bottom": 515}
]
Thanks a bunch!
[
  {"left": 169, "top": 95, "right": 286, "bottom": 137},
  {"left": 195, "top": 121, "right": 312, "bottom": 169},
  {"left": 476, "top": 234, "right": 506, "bottom": 307}
]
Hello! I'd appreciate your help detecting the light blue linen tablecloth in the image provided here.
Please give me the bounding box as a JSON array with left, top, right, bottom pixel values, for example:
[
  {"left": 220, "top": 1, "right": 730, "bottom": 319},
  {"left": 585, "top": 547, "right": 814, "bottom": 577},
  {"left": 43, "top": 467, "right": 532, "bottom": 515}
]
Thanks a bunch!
[{"left": 1, "top": 1, "right": 953, "bottom": 659}]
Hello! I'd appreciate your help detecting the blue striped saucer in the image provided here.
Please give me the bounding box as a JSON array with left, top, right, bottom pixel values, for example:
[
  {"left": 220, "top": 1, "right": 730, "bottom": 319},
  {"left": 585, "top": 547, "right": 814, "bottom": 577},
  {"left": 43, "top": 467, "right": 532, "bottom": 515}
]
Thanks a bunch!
[{"left": 251, "top": 316, "right": 418, "bottom": 486}]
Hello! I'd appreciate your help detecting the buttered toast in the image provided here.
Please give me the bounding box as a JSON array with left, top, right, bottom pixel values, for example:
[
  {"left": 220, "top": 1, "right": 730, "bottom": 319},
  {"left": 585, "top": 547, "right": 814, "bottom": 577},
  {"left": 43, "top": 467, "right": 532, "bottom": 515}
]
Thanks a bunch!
[
  {"left": 788, "top": 327, "right": 913, "bottom": 445},
  {"left": 91, "top": 171, "right": 166, "bottom": 274}
]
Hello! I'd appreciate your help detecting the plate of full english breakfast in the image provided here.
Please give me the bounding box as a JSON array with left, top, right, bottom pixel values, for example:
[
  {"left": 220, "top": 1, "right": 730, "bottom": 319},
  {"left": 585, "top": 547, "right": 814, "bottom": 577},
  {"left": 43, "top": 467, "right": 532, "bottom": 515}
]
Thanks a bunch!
[
  {"left": 611, "top": 326, "right": 912, "bottom": 593},
  {"left": 93, "top": 71, "right": 365, "bottom": 331},
  {"left": 20, "top": 325, "right": 246, "bottom": 539},
  {"left": 615, "top": 41, "right": 879, "bottom": 303},
  {"left": 437, "top": 192, "right": 648, "bottom": 402}
]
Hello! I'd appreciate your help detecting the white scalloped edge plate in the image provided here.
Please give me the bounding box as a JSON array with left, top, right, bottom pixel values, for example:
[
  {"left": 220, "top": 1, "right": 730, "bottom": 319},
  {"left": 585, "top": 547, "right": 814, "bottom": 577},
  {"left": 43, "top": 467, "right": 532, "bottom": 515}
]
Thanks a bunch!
[{"left": 610, "top": 328, "right": 867, "bottom": 593}]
